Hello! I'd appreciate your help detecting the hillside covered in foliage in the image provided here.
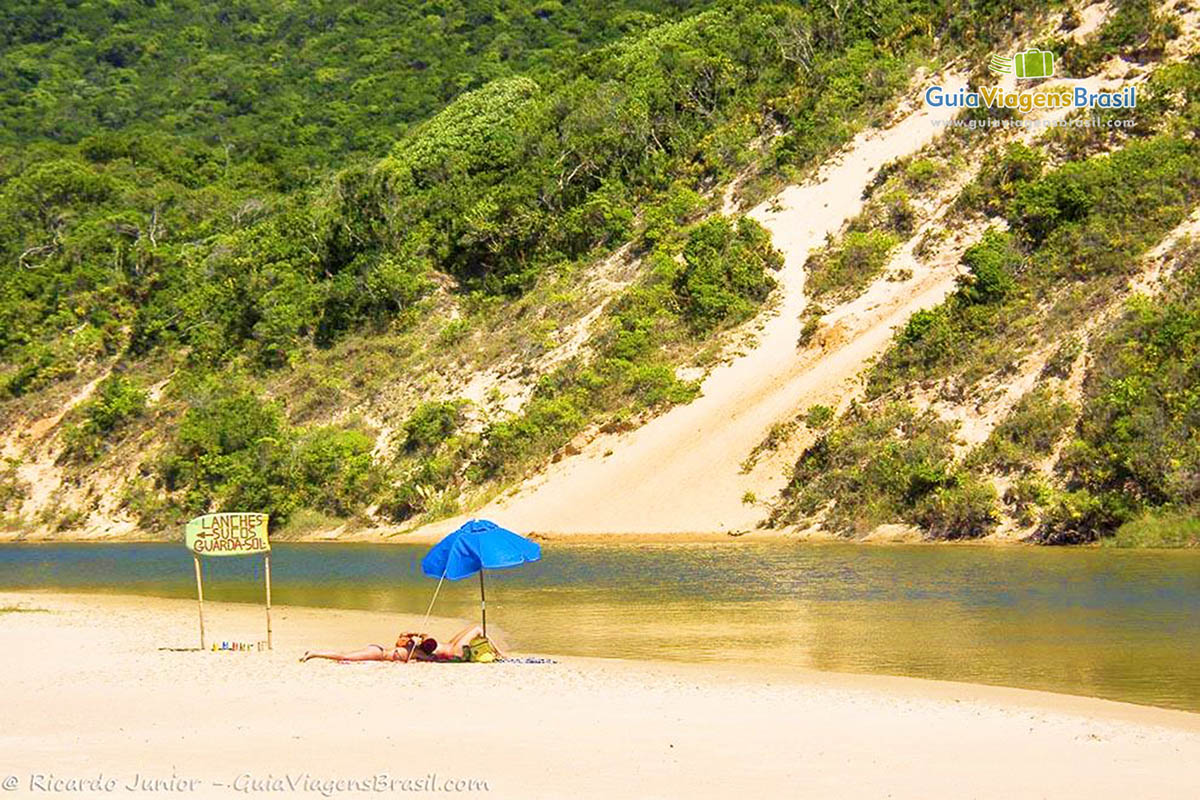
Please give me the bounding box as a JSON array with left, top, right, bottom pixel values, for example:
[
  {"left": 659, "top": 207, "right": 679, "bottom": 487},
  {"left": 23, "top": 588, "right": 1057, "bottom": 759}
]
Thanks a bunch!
[
  {"left": 3, "top": 0, "right": 1196, "bottom": 546},
  {"left": 770, "top": 1, "right": 1200, "bottom": 547}
]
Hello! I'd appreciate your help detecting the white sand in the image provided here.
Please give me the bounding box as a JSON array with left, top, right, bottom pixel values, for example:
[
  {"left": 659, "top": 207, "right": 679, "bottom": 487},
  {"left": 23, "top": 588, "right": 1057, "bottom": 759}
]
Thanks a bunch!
[{"left": 2, "top": 592, "right": 1197, "bottom": 800}]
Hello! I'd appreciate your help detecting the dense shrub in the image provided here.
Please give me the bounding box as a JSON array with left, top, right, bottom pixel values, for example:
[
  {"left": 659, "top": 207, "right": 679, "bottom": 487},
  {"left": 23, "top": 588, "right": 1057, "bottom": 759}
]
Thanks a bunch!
[
  {"left": 0, "top": 458, "right": 26, "bottom": 512},
  {"left": 61, "top": 376, "right": 147, "bottom": 462},
  {"left": 1003, "top": 474, "right": 1054, "bottom": 528},
  {"left": 1107, "top": 511, "right": 1200, "bottom": 548},
  {"left": 1061, "top": 0, "right": 1179, "bottom": 75},
  {"left": 641, "top": 183, "right": 704, "bottom": 249},
  {"left": 291, "top": 427, "right": 377, "bottom": 517},
  {"left": 0, "top": 0, "right": 1069, "bottom": 527},
  {"left": 674, "top": 216, "right": 781, "bottom": 332},
  {"left": 957, "top": 143, "right": 1045, "bottom": 217},
  {"left": 912, "top": 479, "right": 999, "bottom": 540},
  {"left": 805, "top": 230, "right": 900, "bottom": 299},
  {"left": 401, "top": 401, "right": 468, "bottom": 455},
  {"left": 772, "top": 403, "right": 988, "bottom": 537},
  {"left": 871, "top": 136, "right": 1200, "bottom": 398},
  {"left": 1056, "top": 250, "right": 1200, "bottom": 539},
  {"left": 0, "top": 0, "right": 1043, "bottom": 392},
  {"left": 469, "top": 214, "right": 775, "bottom": 484},
  {"left": 804, "top": 404, "right": 834, "bottom": 429},
  {"left": 957, "top": 230, "right": 1021, "bottom": 305},
  {"left": 1032, "top": 488, "right": 1130, "bottom": 544},
  {"left": 158, "top": 382, "right": 377, "bottom": 525}
]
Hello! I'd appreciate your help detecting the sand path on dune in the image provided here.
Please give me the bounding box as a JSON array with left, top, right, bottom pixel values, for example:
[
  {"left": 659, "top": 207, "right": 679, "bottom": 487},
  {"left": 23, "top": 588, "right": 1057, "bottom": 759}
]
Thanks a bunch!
[
  {"left": 393, "top": 8, "right": 1143, "bottom": 540},
  {"left": 457, "top": 74, "right": 972, "bottom": 535},
  {"left": 440, "top": 63, "right": 1140, "bottom": 537}
]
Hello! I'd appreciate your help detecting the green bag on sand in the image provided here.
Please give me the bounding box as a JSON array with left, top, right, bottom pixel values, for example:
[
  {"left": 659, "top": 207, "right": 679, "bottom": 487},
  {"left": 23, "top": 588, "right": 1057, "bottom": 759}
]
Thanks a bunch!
[{"left": 463, "top": 635, "right": 497, "bottom": 663}]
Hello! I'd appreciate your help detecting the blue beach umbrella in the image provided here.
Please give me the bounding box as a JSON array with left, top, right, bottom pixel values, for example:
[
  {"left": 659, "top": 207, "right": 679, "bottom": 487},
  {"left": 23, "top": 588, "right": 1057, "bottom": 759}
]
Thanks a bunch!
[{"left": 420, "top": 519, "right": 541, "bottom": 636}]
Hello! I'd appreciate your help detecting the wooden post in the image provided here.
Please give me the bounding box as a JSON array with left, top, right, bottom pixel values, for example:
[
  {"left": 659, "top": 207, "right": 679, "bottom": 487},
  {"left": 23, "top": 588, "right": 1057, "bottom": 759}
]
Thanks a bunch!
[
  {"left": 193, "top": 555, "right": 206, "bottom": 650},
  {"left": 479, "top": 568, "right": 487, "bottom": 638},
  {"left": 264, "top": 553, "right": 273, "bottom": 651}
]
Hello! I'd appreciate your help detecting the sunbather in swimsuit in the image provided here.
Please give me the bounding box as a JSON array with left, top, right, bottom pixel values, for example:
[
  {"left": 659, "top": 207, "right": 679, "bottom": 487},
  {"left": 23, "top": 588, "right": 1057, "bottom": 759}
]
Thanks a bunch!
[{"left": 300, "top": 624, "right": 496, "bottom": 663}]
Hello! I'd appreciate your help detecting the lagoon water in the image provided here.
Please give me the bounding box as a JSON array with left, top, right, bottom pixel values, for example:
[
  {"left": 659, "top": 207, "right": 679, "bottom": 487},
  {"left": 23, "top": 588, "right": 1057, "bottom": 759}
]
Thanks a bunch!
[{"left": 2, "top": 541, "right": 1198, "bottom": 711}]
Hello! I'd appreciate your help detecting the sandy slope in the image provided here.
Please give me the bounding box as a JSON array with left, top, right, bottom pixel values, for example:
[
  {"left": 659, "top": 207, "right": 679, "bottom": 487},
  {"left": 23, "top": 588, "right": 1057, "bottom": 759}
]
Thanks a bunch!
[
  {"left": 443, "top": 74, "right": 971, "bottom": 536},
  {"left": 2, "top": 592, "right": 1197, "bottom": 800},
  {"left": 418, "top": 5, "right": 1152, "bottom": 540}
]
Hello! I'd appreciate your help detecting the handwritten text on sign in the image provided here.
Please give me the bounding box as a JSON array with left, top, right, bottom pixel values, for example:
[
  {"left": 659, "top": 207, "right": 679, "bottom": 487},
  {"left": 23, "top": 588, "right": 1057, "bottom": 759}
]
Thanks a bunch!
[{"left": 185, "top": 513, "right": 270, "bottom": 556}]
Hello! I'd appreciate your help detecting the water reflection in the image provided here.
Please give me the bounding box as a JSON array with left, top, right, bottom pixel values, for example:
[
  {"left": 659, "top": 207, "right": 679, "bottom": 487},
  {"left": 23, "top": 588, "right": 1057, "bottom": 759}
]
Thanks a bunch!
[{"left": 1, "top": 541, "right": 1198, "bottom": 711}]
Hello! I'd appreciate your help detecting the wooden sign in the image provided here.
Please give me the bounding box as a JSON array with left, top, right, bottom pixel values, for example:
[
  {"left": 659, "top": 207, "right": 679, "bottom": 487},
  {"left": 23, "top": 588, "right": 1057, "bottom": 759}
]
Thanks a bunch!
[
  {"left": 186, "top": 512, "right": 270, "bottom": 556},
  {"left": 186, "top": 512, "right": 272, "bottom": 651}
]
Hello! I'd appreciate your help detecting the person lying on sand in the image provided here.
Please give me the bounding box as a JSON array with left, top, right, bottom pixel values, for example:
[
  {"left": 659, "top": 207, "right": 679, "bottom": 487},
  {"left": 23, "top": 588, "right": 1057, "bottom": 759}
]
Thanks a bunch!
[{"left": 299, "top": 624, "right": 499, "bottom": 663}]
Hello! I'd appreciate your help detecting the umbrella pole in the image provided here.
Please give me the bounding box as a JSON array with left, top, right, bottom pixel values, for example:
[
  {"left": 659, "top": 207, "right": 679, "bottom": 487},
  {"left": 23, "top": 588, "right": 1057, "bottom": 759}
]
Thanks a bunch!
[
  {"left": 479, "top": 568, "right": 487, "bottom": 638},
  {"left": 411, "top": 569, "right": 448, "bottom": 660}
]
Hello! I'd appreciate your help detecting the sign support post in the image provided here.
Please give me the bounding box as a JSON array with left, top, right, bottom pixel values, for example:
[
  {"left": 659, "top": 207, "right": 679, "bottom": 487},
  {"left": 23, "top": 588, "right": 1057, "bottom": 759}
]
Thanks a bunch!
[
  {"left": 264, "top": 553, "right": 273, "bottom": 650},
  {"left": 185, "top": 512, "right": 271, "bottom": 652},
  {"left": 193, "top": 555, "right": 206, "bottom": 650}
]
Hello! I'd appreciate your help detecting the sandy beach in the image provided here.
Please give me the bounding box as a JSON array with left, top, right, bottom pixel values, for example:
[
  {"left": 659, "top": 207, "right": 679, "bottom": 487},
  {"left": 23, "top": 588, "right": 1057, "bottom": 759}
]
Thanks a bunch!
[{"left": 1, "top": 591, "right": 1197, "bottom": 800}]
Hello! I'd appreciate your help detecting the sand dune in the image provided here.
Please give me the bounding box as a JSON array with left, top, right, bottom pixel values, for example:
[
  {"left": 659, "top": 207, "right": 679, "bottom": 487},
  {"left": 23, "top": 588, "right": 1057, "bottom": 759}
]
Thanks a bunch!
[
  {"left": 435, "top": 9, "right": 1149, "bottom": 539},
  {"left": 452, "top": 74, "right": 971, "bottom": 537}
]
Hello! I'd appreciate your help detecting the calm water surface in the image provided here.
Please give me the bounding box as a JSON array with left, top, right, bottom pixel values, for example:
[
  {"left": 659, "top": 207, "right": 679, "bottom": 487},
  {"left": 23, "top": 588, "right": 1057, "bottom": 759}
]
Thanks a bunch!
[{"left": 2, "top": 542, "right": 1198, "bottom": 711}]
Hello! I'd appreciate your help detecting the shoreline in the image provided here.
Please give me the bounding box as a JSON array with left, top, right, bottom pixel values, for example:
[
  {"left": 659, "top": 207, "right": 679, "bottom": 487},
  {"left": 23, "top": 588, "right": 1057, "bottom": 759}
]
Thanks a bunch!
[
  {"left": 0, "top": 525, "right": 1127, "bottom": 547},
  {"left": 2, "top": 591, "right": 1197, "bottom": 799},
  {"left": 5, "top": 589, "right": 1199, "bottom": 727}
]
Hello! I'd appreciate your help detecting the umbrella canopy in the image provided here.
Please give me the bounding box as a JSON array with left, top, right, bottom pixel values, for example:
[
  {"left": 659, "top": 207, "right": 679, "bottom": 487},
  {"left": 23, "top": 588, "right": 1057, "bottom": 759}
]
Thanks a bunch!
[
  {"left": 419, "top": 519, "right": 541, "bottom": 638},
  {"left": 421, "top": 519, "right": 541, "bottom": 580}
]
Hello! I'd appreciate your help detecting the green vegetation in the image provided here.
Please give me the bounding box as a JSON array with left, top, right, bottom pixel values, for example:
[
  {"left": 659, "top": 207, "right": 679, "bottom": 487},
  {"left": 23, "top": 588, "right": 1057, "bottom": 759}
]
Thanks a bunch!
[
  {"left": 154, "top": 379, "right": 377, "bottom": 527},
  {"left": 0, "top": 0, "right": 1083, "bottom": 531},
  {"left": 805, "top": 230, "right": 902, "bottom": 300},
  {"left": 381, "top": 212, "right": 781, "bottom": 521},
  {"left": 0, "top": 0, "right": 709, "bottom": 182},
  {"left": 1059, "top": 0, "right": 1180, "bottom": 77},
  {"left": 0, "top": 457, "right": 26, "bottom": 513},
  {"left": 777, "top": 58, "right": 1200, "bottom": 542},
  {"left": 1105, "top": 512, "right": 1200, "bottom": 548},
  {"left": 871, "top": 135, "right": 1200, "bottom": 398},
  {"left": 674, "top": 216, "right": 782, "bottom": 332},
  {"left": 0, "top": 0, "right": 1040, "bottom": 392},
  {"left": 772, "top": 403, "right": 997, "bottom": 539},
  {"left": 968, "top": 387, "right": 1074, "bottom": 475},
  {"left": 955, "top": 142, "right": 1045, "bottom": 218},
  {"left": 477, "top": 215, "right": 778, "bottom": 477},
  {"left": 1003, "top": 474, "right": 1054, "bottom": 528},
  {"left": 1043, "top": 242, "right": 1200, "bottom": 542},
  {"left": 804, "top": 404, "right": 834, "bottom": 429},
  {"left": 61, "top": 375, "right": 146, "bottom": 461},
  {"left": 1, "top": 0, "right": 869, "bottom": 392},
  {"left": 804, "top": 163, "right": 934, "bottom": 302},
  {"left": 401, "top": 400, "right": 469, "bottom": 455}
]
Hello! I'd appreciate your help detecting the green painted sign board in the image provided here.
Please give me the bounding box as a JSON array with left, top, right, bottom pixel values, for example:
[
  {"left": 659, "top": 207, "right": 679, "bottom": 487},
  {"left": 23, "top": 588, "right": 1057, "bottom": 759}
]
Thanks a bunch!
[
  {"left": 185, "top": 512, "right": 273, "bottom": 651},
  {"left": 185, "top": 512, "right": 270, "bottom": 556}
]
